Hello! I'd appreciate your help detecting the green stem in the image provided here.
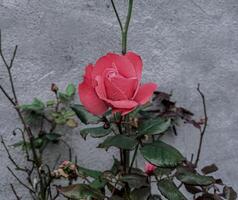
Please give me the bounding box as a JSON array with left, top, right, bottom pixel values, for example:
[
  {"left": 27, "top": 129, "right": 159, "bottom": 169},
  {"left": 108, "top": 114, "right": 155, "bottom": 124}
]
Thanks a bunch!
[
  {"left": 122, "top": 0, "right": 133, "bottom": 55},
  {"left": 110, "top": 0, "right": 134, "bottom": 55},
  {"left": 129, "top": 144, "right": 139, "bottom": 173}
]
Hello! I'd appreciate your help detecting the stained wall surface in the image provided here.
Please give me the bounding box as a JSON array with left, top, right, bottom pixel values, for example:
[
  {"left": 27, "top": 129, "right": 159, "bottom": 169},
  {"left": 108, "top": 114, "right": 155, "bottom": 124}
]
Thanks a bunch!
[{"left": 0, "top": 0, "right": 238, "bottom": 199}]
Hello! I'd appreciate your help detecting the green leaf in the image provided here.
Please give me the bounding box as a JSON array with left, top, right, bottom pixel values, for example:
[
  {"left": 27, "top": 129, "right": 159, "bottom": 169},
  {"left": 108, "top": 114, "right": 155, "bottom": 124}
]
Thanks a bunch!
[
  {"left": 90, "top": 179, "right": 106, "bottom": 189},
  {"left": 13, "top": 138, "right": 44, "bottom": 149},
  {"left": 11, "top": 140, "right": 30, "bottom": 150},
  {"left": 157, "top": 179, "right": 187, "bottom": 200},
  {"left": 176, "top": 167, "right": 215, "bottom": 186},
  {"left": 77, "top": 166, "right": 102, "bottom": 179},
  {"left": 46, "top": 100, "right": 55, "bottom": 107},
  {"left": 80, "top": 126, "right": 112, "bottom": 140},
  {"left": 138, "top": 118, "right": 171, "bottom": 137},
  {"left": 54, "top": 115, "right": 66, "bottom": 124},
  {"left": 130, "top": 187, "right": 150, "bottom": 200},
  {"left": 120, "top": 174, "right": 148, "bottom": 188},
  {"left": 98, "top": 135, "right": 138, "bottom": 150},
  {"left": 20, "top": 98, "right": 45, "bottom": 113},
  {"left": 61, "top": 110, "right": 75, "bottom": 118},
  {"left": 66, "top": 83, "right": 76, "bottom": 97},
  {"left": 45, "top": 133, "right": 61, "bottom": 142},
  {"left": 58, "top": 184, "right": 104, "bottom": 200},
  {"left": 71, "top": 104, "right": 100, "bottom": 124},
  {"left": 33, "top": 137, "right": 44, "bottom": 148},
  {"left": 59, "top": 92, "right": 70, "bottom": 102},
  {"left": 154, "top": 167, "right": 174, "bottom": 176},
  {"left": 110, "top": 158, "right": 121, "bottom": 175},
  {"left": 140, "top": 140, "right": 184, "bottom": 167},
  {"left": 24, "top": 112, "right": 42, "bottom": 125},
  {"left": 148, "top": 195, "right": 162, "bottom": 200}
]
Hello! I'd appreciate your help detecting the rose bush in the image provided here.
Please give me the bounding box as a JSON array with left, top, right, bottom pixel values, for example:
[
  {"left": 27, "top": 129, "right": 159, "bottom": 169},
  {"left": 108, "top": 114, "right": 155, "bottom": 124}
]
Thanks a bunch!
[{"left": 78, "top": 52, "right": 157, "bottom": 115}]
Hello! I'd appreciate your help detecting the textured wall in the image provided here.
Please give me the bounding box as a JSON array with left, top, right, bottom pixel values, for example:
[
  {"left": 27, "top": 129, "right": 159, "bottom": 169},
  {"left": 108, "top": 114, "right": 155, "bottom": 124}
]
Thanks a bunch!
[{"left": 0, "top": 0, "right": 238, "bottom": 199}]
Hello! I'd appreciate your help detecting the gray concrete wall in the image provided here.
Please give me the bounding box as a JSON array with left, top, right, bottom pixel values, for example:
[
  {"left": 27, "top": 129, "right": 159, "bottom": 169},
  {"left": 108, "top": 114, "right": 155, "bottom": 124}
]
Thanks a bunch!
[{"left": 0, "top": 0, "right": 238, "bottom": 199}]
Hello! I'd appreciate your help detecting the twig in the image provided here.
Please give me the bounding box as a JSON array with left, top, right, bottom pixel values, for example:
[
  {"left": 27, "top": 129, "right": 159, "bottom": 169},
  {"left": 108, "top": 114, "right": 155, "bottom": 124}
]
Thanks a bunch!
[
  {"left": 0, "top": 31, "right": 19, "bottom": 104},
  {"left": 0, "top": 85, "right": 16, "bottom": 106},
  {"left": 194, "top": 84, "right": 208, "bottom": 167},
  {"left": 0, "top": 30, "right": 10, "bottom": 68},
  {"left": 10, "top": 184, "right": 21, "bottom": 200},
  {"left": 0, "top": 30, "right": 48, "bottom": 199},
  {"left": 1, "top": 136, "right": 26, "bottom": 172},
  {"left": 53, "top": 154, "right": 61, "bottom": 170},
  {"left": 7, "top": 166, "right": 35, "bottom": 193},
  {"left": 110, "top": 0, "right": 123, "bottom": 31}
]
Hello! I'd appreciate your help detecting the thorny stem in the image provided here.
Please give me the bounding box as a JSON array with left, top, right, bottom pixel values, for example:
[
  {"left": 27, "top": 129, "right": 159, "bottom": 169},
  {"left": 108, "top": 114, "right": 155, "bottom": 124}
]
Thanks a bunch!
[{"left": 194, "top": 84, "right": 208, "bottom": 167}]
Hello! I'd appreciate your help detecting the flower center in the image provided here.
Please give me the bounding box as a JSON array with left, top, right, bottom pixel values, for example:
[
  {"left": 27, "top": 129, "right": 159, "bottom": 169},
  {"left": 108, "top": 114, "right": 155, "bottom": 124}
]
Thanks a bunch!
[{"left": 107, "top": 71, "right": 117, "bottom": 79}]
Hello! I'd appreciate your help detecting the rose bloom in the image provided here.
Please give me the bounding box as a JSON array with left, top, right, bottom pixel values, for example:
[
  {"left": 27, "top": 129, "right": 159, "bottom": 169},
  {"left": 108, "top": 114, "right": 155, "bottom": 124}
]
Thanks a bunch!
[
  {"left": 144, "top": 162, "right": 156, "bottom": 176},
  {"left": 78, "top": 52, "right": 157, "bottom": 115}
]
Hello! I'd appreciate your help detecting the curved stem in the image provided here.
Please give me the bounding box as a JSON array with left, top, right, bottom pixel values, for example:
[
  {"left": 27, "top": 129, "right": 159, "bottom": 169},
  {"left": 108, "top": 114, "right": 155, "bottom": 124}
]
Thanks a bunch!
[
  {"left": 194, "top": 84, "right": 208, "bottom": 167},
  {"left": 110, "top": 0, "right": 123, "bottom": 32},
  {"left": 122, "top": 0, "right": 133, "bottom": 55},
  {"left": 110, "top": 0, "right": 134, "bottom": 55}
]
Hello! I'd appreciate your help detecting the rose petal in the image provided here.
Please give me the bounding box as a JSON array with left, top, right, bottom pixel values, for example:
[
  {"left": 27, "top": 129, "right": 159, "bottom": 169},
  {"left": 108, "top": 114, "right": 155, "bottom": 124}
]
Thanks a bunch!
[
  {"left": 78, "top": 82, "right": 108, "bottom": 115},
  {"left": 107, "top": 99, "right": 138, "bottom": 109},
  {"left": 125, "top": 52, "right": 143, "bottom": 81},
  {"left": 94, "top": 75, "right": 108, "bottom": 100},
  {"left": 92, "top": 53, "right": 116, "bottom": 78},
  {"left": 111, "top": 76, "right": 138, "bottom": 99},
  {"left": 134, "top": 83, "right": 157, "bottom": 104},
  {"left": 104, "top": 77, "right": 127, "bottom": 101},
  {"left": 83, "top": 64, "right": 94, "bottom": 85},
  {"left": 115, "top": 55, "right": 136, "bottom": 78}
]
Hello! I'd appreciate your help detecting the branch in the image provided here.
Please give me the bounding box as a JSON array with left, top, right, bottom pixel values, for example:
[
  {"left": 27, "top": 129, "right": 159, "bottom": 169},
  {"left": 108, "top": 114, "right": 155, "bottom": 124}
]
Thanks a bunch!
[
  {"left": 1, "top": 136, "right": 26, "bottom": 172},
  {"left": 10, "top": 184, "right": 21, "bottom": 200},
  {"left": 110, "top": 0, "right": 123, "bottom": 32},
  {"left": 7, "top": 166, "right": 35, "bottom": 193},
  {"left": 0, "top": 85, "right": 16, "bottom": 106},
  {"left": 0, "top": 30, "right": 10, "bottom": 68},
  {"left": 0, "top": 30, "right": 18, "bottom": 104},
  {"left": 194, "top": 84, "right": 208, "bottom": 167}
]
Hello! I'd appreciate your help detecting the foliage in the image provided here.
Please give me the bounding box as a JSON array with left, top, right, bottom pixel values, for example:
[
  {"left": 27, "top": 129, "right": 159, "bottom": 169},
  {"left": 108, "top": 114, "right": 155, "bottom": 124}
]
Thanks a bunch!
[{"left": 0, "top": 0, "right": 236, "bottom": 200}]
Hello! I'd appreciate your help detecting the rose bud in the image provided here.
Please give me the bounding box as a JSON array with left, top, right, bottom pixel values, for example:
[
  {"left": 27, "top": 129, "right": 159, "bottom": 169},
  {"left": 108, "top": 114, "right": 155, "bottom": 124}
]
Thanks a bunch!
[
  {"left": 144, "top": 162, "right": 156, "bottom": 176},
  {"left": 51, "top": 83, "right": 58, "bottom": 93},
  {"left": 78, "top": 52, "right": 157, "bottom": 116}
]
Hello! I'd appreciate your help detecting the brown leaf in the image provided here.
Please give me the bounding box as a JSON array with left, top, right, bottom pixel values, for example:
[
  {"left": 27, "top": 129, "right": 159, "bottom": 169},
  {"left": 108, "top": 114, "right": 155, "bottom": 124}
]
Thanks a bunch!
[{"left": 201, "top": 164, "right": 218, "bottom": 175}]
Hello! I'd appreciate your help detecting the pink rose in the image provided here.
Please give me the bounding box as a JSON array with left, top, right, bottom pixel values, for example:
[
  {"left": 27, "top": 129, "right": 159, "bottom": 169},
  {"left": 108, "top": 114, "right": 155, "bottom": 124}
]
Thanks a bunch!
[
  {"left": 78, "top": 52, "right": 157, "bottom": 115},
  {"left": 144, "top": 162, "right": 156, "bottom": 175}
]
